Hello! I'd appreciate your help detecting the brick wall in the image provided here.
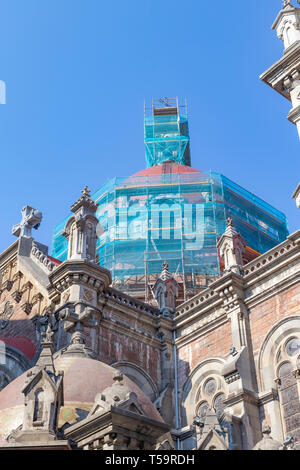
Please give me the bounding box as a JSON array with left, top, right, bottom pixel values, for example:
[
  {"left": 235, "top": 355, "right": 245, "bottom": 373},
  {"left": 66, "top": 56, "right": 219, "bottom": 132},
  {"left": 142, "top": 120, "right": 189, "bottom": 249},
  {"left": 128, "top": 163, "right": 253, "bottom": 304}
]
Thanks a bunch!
[
  {"left": 0, "top": 291, "right": 39, "bottom": 359},
  {"left": 177, "top": 320, "right": 232, "bottom": 389},
  {"left": 99, "top": 325, "right": 161, "bottom": 384},
  {"left": 249, "top": 283, "right": 300, "bottom": 356}
]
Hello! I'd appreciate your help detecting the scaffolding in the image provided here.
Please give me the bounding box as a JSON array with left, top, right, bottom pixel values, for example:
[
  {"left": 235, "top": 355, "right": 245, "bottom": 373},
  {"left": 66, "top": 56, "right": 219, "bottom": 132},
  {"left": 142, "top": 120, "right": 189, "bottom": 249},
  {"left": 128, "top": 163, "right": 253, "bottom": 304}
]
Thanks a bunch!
[
  {"left": 144, "top": 97, "right": 191, "bottom": 168},
  {"left": 51, "top": 170, "right": 289, "bottom": 301},
  {"left": 51, "top": 98, "right": 289, "bottom": 300}
]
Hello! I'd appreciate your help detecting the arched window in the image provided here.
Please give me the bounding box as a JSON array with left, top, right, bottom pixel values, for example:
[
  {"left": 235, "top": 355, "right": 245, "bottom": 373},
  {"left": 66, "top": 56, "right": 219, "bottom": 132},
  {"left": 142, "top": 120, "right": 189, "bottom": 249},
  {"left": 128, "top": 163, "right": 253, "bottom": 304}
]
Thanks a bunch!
[
  {"left": 275, "top": 336, "right": 300, "bottom": 448},
  {"left": 33, "top": 389, "right": 45, "bottom": 422},
  {"left": 195, "top": 376, "right": 226, "bottom": 424}
]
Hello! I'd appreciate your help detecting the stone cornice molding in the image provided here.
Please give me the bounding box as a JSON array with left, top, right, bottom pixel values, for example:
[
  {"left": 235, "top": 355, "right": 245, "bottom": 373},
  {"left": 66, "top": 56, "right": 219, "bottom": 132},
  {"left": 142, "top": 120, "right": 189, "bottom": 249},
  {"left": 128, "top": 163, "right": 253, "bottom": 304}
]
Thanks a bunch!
[
  {"left": 47, "top": 259, "right": 112, "bottom": 300},
  {"left": 0, "top": 241, "right": 18, "bottom": 271},
  {"left": 170, "top": 425, "right": 194, "bottom": 441},
  {"left": 100, "top": 286, "right": 160, "bottom": 318},
  {"left": 223, "top": 389, "right": 258, "bottom": 408},
  {"left": 260, "top": 41, "right": 300, "bottom": 99},
  {"left": 288, "top": 103, "right": 300, "bottom": 123},
  {"left": 243, "top": 231, "right": 300, "bottom": 284},
  {"left": 245, "top": 269, "right": 300, "bottom": 310},
  {"left": 257, "top": 389, "right": 278, "bottom": 406},
  {"left": 175, "top": 287, "right": 220, "bottom": 319}
]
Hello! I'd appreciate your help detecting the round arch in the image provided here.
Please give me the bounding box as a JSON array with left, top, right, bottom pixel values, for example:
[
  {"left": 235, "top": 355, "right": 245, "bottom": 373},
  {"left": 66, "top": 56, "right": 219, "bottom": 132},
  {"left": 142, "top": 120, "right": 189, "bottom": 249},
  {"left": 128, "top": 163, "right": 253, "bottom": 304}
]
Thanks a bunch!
[
  {"left": 110, "top": 360, "right": 159, "bottom": 401},
  {"left": 181, "top": 357, "right": 226, "bottom": 427},
  {"left": 258, "top": 315, "right": 300, "bottom": 391},
  {"left": 0, "top": 341, "right": 31, "bottom": 391}
]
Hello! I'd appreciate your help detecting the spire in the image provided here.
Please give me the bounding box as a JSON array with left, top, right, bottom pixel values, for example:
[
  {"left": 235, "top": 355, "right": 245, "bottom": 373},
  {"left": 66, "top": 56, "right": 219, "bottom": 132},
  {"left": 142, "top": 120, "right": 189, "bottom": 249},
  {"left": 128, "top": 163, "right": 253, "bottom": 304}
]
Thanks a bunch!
[
  {"left": 152, "top": 262, "right": 179, "bottom": 315},
  {"left": 217, "top": 218, "right": 246, "bottom": 275},
  {"left": 63, "top": 186, "right": 99, "bottom": 263},
  {"left": 34, "top": 323, "right": 55, "bottom": 375},
  {"left": 6, "top": 320, "right": 65, "bottom": 446},
  {"left": 160, "top": 261, "right": 173, "bottom": 281}
]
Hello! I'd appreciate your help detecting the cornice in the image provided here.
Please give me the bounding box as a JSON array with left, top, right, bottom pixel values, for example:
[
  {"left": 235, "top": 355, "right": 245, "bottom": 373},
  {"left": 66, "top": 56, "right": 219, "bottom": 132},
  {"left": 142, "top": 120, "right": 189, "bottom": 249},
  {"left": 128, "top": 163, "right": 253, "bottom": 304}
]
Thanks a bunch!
[
  {"left": 260, "top": 41, "right": 300, "bottom": 99},
  {"left": 47, "top": 259, "right": 112, "bottom": 298},
  {"left": 0, "top": 240, "right": 18, "bottom": 270},
  {"left": 288, "top": 103, "right": 300, "bottom": 124},
  {"left": 243, "top": 233, "right": 300, "bottom": 289},
  {"left": 100, "top": 286, "right": 160, "bottom": 318},
  {"left": 257, "top": 389, "right": 278, "bottom": 406},
  {"left": 245, "top": 269, "right": 300, "bottom": 310}
]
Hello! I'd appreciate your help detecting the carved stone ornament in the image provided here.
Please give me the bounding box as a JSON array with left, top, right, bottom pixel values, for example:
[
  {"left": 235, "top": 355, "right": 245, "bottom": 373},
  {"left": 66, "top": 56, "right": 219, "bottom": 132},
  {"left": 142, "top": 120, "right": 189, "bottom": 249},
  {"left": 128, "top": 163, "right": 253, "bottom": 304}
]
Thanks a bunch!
[
  {"left": 83, "top": 289, "right": 94, "bottom": 303},
  {"left": 62, "top": 291, "right": 70, "bottom": 304},
  {"left": 0, "top": 301, "right": 13, "bottom": 329}
]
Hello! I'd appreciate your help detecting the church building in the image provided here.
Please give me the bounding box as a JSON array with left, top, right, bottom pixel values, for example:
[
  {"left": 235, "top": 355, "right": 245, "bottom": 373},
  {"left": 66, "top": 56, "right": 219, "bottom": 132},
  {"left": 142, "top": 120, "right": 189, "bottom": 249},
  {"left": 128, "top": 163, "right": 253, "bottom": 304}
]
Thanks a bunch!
[{"left": 0, "top": 1, "right": 299, "bottom": 451}]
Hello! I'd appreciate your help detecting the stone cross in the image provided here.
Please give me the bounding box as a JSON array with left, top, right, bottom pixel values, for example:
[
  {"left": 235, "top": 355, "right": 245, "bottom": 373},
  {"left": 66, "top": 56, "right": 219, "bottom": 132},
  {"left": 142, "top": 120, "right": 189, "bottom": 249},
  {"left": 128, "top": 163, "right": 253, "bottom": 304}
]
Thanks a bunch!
[{"left": 12, "top": 206, "right": 42, "bottom": 238}]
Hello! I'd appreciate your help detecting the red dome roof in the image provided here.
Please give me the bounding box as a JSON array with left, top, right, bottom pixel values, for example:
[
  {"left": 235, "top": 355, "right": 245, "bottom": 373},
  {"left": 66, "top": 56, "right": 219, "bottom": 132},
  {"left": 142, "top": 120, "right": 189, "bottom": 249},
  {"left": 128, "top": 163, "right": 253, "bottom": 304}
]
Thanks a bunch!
[{"left": 132, "top": 161, "right": 201, "bottom": 177}]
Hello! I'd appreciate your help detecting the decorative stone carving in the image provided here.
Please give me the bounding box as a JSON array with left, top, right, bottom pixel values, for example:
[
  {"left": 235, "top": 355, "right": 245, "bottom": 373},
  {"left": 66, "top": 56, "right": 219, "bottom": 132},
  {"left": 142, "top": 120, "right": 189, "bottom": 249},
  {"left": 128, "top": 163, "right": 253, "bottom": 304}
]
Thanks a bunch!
[
  {"left": 0, "top": 302, "right": 13, "bottom": 329},
  {"left": 33, "top": 311, "right": 59, "bottom": 342},
  {"left": 55, "top": 301, "right": 101, "bottom": 359}
]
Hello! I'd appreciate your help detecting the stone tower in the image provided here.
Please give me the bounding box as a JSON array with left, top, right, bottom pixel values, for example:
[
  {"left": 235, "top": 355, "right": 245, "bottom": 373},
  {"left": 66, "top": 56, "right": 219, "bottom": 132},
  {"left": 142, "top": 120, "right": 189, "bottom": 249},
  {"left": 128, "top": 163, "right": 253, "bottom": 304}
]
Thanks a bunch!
[
  {"left": 260, "top": 0, "right": 300, "bottom": 207},
  {"left": 261, "top": 0, "right": 300, "bottom": 139}
]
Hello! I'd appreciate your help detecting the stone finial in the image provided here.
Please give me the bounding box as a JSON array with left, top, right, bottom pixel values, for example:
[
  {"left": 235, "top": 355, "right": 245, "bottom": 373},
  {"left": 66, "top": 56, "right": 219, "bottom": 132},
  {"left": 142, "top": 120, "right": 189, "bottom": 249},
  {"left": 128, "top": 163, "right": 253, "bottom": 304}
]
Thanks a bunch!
[
  {"left": 41, "top": 322, "right": 54, "bottom": 344},
  {"left": 12, "top": 206, "right": 42, "bottom": 239},
  {"left": 160, "top": 261, "right": 173, "bottom": 281},
  {"left": 35, "top": 322, "right": 56, "bottom": 375},
  {"left": 63, "top": 186, "right": 99, "bottom": 263},
  {"left": 217, "top": 218, "right": 247, "bottom": 275},
  {"left": 71, "top": 185, "right": 98, "bottom": 214}
]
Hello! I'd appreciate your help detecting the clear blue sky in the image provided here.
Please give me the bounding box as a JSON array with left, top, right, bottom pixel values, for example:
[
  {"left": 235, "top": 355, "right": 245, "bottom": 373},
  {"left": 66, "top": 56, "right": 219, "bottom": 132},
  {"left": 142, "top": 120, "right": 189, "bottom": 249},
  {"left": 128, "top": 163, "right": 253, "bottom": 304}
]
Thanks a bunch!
[{"left": 0, "top": 0, "right": 298, "bottom": 253}]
